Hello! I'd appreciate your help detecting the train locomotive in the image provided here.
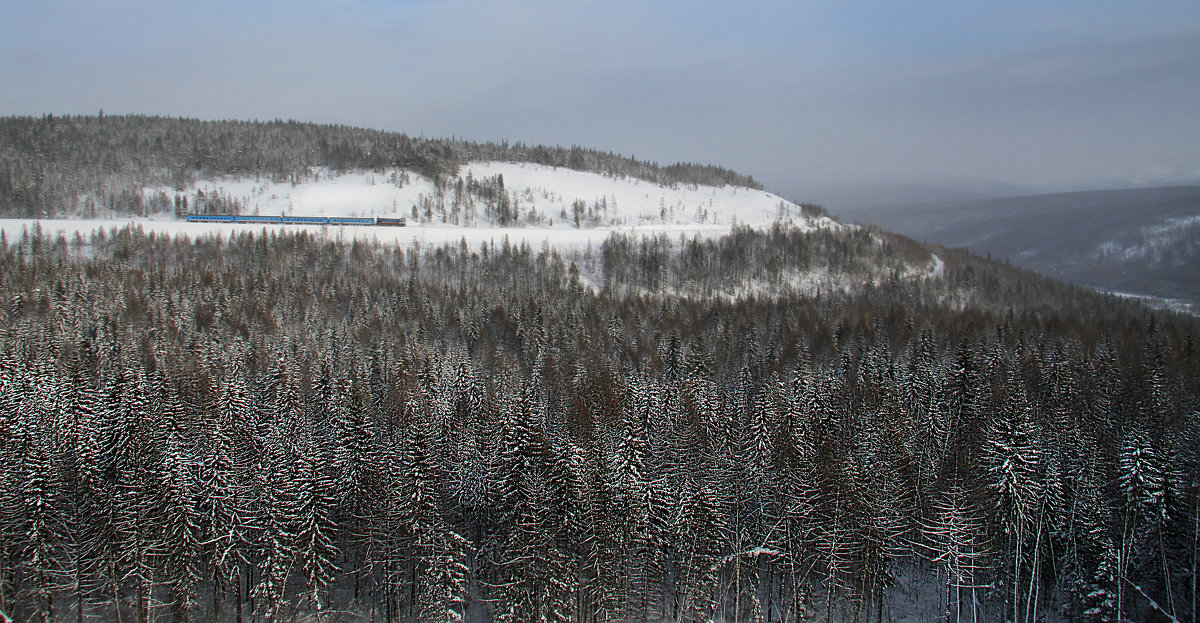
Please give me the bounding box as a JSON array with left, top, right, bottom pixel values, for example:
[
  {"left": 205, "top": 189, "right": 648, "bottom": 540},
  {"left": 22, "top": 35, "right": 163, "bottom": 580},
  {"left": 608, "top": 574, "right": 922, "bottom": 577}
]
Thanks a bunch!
[{"left": 186, "top": 214, "right": 407, "bottom": 227}]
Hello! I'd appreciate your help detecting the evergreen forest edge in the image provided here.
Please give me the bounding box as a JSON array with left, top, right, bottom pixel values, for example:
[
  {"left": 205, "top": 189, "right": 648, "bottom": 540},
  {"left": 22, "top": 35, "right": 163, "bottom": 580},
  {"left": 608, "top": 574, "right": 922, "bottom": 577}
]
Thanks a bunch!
[{"left": 0, "top": 222, "right": 1197, "bottom": 622}]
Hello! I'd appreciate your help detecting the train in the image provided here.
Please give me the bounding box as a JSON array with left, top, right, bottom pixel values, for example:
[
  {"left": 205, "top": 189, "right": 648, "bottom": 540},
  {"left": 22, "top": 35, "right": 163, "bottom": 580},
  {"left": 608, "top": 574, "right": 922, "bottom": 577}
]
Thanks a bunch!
[{"left": 185, "top": 214, "right": 406, "bottom": 227}]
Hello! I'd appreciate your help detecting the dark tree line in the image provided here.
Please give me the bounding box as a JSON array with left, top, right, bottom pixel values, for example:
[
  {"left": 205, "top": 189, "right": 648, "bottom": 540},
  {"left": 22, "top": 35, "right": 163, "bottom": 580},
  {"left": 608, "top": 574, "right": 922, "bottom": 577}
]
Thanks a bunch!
[
  {"left": 0, "top": 223, "right": 1197, "bottom": 622},
  {"left": 0, "top": 115, "right": 762, "bottom": 218}
]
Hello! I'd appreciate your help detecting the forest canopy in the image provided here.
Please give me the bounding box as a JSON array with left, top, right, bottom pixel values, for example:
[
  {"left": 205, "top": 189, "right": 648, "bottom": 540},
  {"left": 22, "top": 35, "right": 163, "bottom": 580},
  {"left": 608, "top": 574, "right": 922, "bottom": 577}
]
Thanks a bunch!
[
  {"left": 0, "top": 114, "right": 763, "bottom": 218},
  {"left": 0, "top": 223, "right": 1196, "bottom": 622}
]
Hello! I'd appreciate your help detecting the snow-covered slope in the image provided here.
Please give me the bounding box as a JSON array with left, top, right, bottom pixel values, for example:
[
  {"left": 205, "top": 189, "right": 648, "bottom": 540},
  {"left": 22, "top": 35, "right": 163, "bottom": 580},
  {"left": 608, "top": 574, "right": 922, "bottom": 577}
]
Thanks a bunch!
[
  {"left": 148, "top": 169, "right": 437, "bottom": 221},
  {"left": 2, "top": 162, "right": 952, "bottom": 301},
  {"left": 147, "top": 161, "right": 816, "bottom": 229},
  {"left": 7, "top": 161, "right": 843, "bottom": 256},
  {"left": 459, "top": 162, "right": 801, "bottom": 227}
]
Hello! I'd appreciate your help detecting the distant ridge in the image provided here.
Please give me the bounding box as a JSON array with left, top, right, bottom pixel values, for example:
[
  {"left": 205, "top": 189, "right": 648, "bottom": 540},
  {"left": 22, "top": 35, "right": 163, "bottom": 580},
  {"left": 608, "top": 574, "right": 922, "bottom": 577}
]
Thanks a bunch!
[
  {"left": 0, "top": 114, "right": 762, "bottom": 218},
  {"left": 836, "top": 185, "right": 1200, "bottom": 312}
]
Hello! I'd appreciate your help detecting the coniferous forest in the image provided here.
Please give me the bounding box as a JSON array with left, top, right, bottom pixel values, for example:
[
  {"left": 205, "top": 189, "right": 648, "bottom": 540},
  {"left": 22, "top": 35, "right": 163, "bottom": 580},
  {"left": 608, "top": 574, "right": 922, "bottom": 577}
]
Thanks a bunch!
[
  {"left": 0, "top": 114, "right": 761, "bottom": 219},
  {"left": 0, "top": 221, "right": 1197, "bottom": 622}
]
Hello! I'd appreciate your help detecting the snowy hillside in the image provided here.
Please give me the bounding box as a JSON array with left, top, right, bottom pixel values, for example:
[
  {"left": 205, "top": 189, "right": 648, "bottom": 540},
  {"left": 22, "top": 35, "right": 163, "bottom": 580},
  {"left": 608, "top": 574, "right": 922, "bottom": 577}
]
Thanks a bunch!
[
  {"left": 0, "top": 162, "right": 953, "bottom": 301},
  {"left": 836, "top": 185, "right": 1200, "bottom": 312},
  {"left": 5, "top": 161, "right": 846, "bottom": 265},
  {"left": 458, "top": 162, "right": 802, "bottom": 227},
  {"left": 146, "top": 161, "right": 814, "bottom": 229},
  {"left": 3, "top": 156, "right": 961, "bottom": 302}
]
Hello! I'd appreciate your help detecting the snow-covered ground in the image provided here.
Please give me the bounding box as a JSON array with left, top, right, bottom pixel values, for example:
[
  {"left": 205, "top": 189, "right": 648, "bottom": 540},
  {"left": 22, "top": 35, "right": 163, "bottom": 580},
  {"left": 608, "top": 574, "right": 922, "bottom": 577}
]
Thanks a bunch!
[
  {"left": 1103, "top": 289, "right": 1196, "bottom": 315},
  {"left": 3, "top": 162, "right": 932, "bottom": 300},
  {"left": 147, "top": 169, "right": 436, "bottom": 221},
  {"left": 144, "top": 161, "right": 818, "bottom": 229},
  {"left": 1094, "top": 214, "right": 1200, "bottom": 262},
  {"left": 6, "top": 160, "right": 844, "bottom": 253},
  {"left": 459, "top": 162, "right": 805, "bottom": 227}
]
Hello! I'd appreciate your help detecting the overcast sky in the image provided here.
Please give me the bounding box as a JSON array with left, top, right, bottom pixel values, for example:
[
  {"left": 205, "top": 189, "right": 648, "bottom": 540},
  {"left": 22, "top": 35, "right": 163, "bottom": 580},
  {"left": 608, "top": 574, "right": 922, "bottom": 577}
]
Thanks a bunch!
[{"left": 3, "top": 0, "right": 1198, "bottom": 198}]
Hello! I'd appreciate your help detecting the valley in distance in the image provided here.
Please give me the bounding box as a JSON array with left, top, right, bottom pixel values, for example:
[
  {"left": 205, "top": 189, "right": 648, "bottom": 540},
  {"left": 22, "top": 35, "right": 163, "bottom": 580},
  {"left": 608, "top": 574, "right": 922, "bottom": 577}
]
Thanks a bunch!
[{"left": 830, "top": 184, "right": 1200, "bottom": 315}]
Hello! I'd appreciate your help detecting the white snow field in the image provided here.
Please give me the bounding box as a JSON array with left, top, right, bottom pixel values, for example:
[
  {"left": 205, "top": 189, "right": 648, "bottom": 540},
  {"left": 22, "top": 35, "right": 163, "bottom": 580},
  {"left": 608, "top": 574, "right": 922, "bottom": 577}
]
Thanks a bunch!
[
  {"left": 145, "top": 168, "right": 438, "bottom": 221},
  {"left": 457, "top": 162, "right": 804, "bottom": 227},
  {"left": 143, "top": 161, "right": 815, "bottom": 228},
  {"left": 0, "top": 162, "right": 947, "bottom": 297},
  {"left": 4, "top": 161, "right": 837, "bottom": 250}
]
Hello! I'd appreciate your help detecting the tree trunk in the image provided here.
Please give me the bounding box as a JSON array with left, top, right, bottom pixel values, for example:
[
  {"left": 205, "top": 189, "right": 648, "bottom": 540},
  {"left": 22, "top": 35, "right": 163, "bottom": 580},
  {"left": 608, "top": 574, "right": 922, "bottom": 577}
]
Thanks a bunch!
[
  {"left": 213, "top": 564, "right": 222, "bottom": 621},
  {"left": 137, "top": 574, "right": 147, "bottom": 623},
  {"left": 112, "top": 570, "right": 124, "bottom": 623},
  {"left": 42, "top": 568, "right": 52, "bottom": 623},
  {"left": 1192, "top": 492, "right": 1198, "bottom": 623},
  {"left": 1012, "top": 528, "right": 1023, "bottom": 623},
  {"left": 236, "top": 564, "right": 244, "bottom": 623},
  {"left": 1159, "top": 530, "right": 1176, "bottom": 620},
  {"left": 1117, "top": 515, "right": 1133, "bottom": 623},
  {"left": 1025, "top": 517, "right": 1042, "bottom": 623}
]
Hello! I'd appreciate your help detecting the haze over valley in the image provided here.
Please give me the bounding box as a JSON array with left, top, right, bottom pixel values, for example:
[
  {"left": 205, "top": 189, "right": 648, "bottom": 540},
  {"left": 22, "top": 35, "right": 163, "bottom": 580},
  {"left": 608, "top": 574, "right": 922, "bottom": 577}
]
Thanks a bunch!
[{"left": 834, "top": 185, "right": 1200, "bottom": 313}]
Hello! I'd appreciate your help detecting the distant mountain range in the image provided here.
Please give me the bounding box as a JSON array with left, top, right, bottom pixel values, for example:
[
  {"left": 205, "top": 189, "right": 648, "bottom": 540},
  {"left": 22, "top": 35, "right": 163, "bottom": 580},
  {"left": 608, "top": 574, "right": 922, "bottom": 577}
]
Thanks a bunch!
[
  {"left": 786, "top": 180, "right": 1034, "bottom": 212},
  {"left": 831, "top": 185, "right": 1200, "bottom": 313}
]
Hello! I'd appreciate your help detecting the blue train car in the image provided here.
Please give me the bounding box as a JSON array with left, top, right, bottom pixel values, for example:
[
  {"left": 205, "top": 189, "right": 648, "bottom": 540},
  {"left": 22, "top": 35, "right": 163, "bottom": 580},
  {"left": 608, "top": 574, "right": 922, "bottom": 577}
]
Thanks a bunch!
[
  {"left": 185, "top": 214, "right": 408, "bottom": 227},
  {"left": 282, "top": 216, "right": 331, "bottom": 225},
  {"left": 328, "top": 217, "right": 375, "bottom": 226},
  {"left": 236, "top": 215, "right": 283, "bottom": 224}
]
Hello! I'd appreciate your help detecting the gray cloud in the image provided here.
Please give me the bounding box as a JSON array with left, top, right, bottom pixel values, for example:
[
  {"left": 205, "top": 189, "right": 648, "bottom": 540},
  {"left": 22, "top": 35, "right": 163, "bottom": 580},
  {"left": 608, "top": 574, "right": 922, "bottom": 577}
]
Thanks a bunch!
[{"left": 2, "top": 0, "right": 1198, "bottom": 197}]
